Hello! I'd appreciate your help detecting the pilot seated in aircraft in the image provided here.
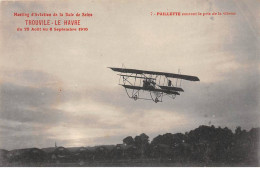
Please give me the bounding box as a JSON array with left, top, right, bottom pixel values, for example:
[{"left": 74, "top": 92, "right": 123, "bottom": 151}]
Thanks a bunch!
[{"left": 143, "top": 79, "right": 155, "bottom": 89}]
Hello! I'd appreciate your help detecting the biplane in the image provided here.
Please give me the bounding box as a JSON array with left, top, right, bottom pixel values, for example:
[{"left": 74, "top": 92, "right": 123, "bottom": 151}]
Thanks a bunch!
[{"left": 109, "top": 67, "right": 199, "bottom": 103}]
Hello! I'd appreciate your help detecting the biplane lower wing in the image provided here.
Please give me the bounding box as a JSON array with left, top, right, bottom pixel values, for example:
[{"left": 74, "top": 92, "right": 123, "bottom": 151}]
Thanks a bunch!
[
  {"left": 109, "top": 67, "right": 199, "bottom": 81},
  {"left": 159, "top": 85, "right": 184, "bottom": 92},
  {"left": 121, "top": 85, "right": 180, "bottom": 95},
  {"left": 118, "top": 74, "right": 155, "bottom": 80}
]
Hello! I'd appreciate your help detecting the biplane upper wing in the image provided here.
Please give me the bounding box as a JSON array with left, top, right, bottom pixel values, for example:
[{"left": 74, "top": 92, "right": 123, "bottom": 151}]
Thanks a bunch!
[
  {"left": 164, "top": 73, "right": 199, "bottom": 81},
  {"left": 121, "top": 85, "right": 180, "bottom": 95},
  {"left": 109, "top": 67, "right": 199, "bottom": 81}
]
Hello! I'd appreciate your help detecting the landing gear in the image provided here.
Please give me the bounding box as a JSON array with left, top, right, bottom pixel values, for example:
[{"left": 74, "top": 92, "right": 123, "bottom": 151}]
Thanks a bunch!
[{"left": 150, "top": 91, "right": 162, "bottom": 103}]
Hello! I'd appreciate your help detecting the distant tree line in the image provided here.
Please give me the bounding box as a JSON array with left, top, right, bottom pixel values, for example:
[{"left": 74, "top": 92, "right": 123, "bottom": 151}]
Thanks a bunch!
[
  {"left": 121, "top": 125, "right": 259, "bottom": 165},
  {"left": 0, "top": 125, "right": 259, "bottom": 166}
]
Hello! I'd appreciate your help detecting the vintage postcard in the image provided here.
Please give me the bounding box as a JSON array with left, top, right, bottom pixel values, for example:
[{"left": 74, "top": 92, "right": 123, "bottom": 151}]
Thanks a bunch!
[{"left": 0, "top": 0, "right": 259, "bottom": 167}]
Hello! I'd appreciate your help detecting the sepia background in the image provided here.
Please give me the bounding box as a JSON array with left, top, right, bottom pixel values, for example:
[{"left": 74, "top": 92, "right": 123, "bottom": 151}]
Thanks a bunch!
[{"left": 0, "top": 0, "right": 259, "bottom": 150}]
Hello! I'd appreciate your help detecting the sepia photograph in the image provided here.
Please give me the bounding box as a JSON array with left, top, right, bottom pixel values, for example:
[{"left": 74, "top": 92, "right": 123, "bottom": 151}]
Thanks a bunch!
[{"left": 0, "top": 0, "right": 259, "bottom": 167}]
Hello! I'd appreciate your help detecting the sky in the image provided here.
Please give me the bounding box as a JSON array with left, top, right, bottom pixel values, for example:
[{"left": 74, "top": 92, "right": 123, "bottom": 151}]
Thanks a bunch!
[{"left": 0, "top": 0, "right": 259, "bottom": 150}]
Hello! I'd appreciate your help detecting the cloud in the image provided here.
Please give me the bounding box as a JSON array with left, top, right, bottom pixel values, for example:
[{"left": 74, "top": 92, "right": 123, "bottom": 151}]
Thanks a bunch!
[
  {"left": 0, "top": 60, "right": 259, "bottom": 150},
  {"left": 0, "top": 0, "right": 259, "bottom": 150}
]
